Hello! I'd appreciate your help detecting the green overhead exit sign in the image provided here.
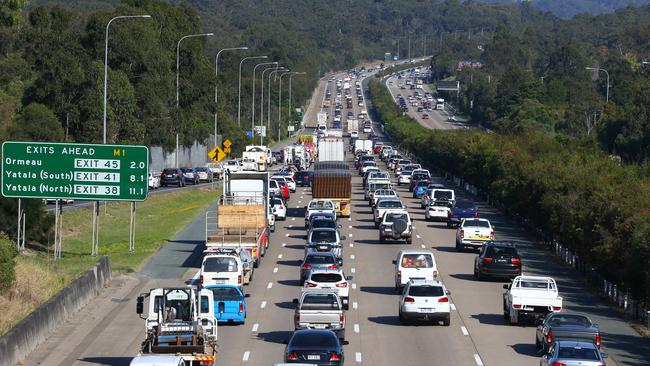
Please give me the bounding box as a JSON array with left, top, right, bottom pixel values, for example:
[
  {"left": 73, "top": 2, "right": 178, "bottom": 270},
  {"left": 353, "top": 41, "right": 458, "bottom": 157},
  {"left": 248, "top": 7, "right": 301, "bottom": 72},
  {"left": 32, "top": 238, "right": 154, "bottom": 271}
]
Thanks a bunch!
[{"left": 2, "top": 141, "right": 149, "bottom": 201}]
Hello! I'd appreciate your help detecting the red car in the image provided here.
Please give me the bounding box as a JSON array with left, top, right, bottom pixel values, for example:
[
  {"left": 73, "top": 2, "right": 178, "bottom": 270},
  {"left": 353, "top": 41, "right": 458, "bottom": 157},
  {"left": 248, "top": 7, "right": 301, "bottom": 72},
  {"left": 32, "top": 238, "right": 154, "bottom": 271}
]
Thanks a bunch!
[
  {"left": 276, "top": 180, "right": 290, "bottom": 201},
  {"left": 373, "top": 144, "right": 384, "bottom": 154}
]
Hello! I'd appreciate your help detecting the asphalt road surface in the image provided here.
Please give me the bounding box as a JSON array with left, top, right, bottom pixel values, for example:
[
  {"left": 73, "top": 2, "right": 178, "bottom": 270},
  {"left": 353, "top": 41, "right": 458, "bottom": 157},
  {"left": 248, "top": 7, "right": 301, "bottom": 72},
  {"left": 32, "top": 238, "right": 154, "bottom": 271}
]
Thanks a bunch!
[{"left": 25, "top": 66, "right": 650, "bottom": 366}]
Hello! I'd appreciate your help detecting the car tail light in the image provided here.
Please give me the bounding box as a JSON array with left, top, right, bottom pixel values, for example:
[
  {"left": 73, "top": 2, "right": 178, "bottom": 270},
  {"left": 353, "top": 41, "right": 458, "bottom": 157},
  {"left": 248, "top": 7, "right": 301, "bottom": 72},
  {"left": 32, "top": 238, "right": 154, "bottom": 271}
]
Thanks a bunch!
[
  {"left": 238, "top": 275, "right": 242, "bottom": 284},
  {"left": 482, "top": 257, "right": 493, "bottom": 264},
  {"left": 513, "top": 304, "right": 522, "bottom": 309},
  {"left": 339, "top": 313, "right": 345, "bottom": 325},
  {"left": 552, "top": 306, "right": 562, "bottom": 311},
  {"left": 287, "top": 352, "right": 299, "bottom": 361},
  {"left": 547, "top": 329, "right": 553, "bottom": 345},
  {"left": 302, "top": 264, "right": 312, "bottom": 269},
  {"left": 199, "top": 275, "right": 203, "bottom": 285},
  {"left": 551, "top": 363, "right": 566, "bottom": 366},
  {"left": 329, "top": 353, "right": 341, "bottom": 361},
  {"left": 447, "top": 210, "right": 452, "bottom": 218},
  {"left": 403, "top": 297, "right": 415, "bottom": 303},
  {"left": 438, "top": 297, "right": 449, "bottom": 303},
  {"left": 239, "top": 303, "right": 244, "bottom": 313},
  {"left": 336, "top": 282, "right": 347, "bottom": 288},
  {"left": 474, "top": 211, "right": 479, "bottom": 218},
  {"left": 306, "top": 282, "right": 317, "bottom": 288},
  {"left": 397, "top": 270, "right": 401, "bottom": 282},
  {"left": 511, "top": 258, "right": 521, "bottom": 265},
  {"left": 460, "top": 230, "right": 464, "bottom": 239},
  {"left": 490, "top": 230, "right": 495, "bottom": 240},
  {"left": 595, "top": 331, "right": 601, "bottom": 348},
  {"left": 295, "top": 312, "right": 300, "bottom": 323},
  {"left": 327, "top": 264, "right": 338, "bottom": 269}
]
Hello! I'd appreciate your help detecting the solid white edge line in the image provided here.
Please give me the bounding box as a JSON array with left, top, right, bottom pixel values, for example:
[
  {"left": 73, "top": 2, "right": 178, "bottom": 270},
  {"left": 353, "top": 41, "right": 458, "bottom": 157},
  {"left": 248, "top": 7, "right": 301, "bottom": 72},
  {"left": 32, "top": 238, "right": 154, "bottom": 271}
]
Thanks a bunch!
[
  {"left": 355, "top": 352, "right": 362, "bottom": 363},
  {"left": 267, "top": 282, "right": 273, "bottom": 289},
  {"left": 260, "top": 301, "right": 267, "bottom": 308},
  {"left": 461, "top": 326, "right": 469, "bottom": 336},
  {"left": 252, "top": 323, "right": 259, "bottom": 332},
  {"left": 243, "top": 351, "right": 250, "bottom": 362},
  {"left": 353, "top": 301, "right": 358, "bottom": 309},
  {"left": 354, "top": 324, "right": 360, "bottom": 333},
  {"left": 474, "top": 354, "right": 484, "bottom": 366}
]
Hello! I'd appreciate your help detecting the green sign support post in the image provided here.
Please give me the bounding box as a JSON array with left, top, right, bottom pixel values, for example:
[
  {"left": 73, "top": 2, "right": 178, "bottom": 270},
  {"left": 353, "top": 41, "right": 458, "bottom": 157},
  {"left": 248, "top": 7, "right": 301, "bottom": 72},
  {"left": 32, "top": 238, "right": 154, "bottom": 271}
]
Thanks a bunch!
[{"left": 2, "top": 141, "right": 149, "bottom": 201}]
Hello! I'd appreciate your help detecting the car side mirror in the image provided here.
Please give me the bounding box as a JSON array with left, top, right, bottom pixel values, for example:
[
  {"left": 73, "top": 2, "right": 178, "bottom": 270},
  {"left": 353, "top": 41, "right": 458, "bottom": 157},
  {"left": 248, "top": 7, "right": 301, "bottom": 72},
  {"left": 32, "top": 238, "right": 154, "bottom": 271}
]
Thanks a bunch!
[
  {"left": 304, "top": 205, "right": 307, "bottom": 209},
  {"left": 338, "top": 224, "right": 342, "bottom": 228},
  {"left": 392, "top": 260, "right": 397, "bottom": 264},
  {"left": 341, "top": 236, "right": 347, "bottom": 240},
  {"left": 346, "top": 276, "right": 353, "bottom": 281},
  {"left": 136, "top": 296, "right": 144, "bottom": 315},
  {"left": 446, "top": 290, "right": 451, "bottom": 295},
  {"left": 337, "top": 258, "right": 343, "bottom": 266},
  {"left": 601, "top": 353, "right": 608, "bottom": 359},
  {"left": 244, "top": 293, "right": 251, "bottom": 298},
  {"left": 283, "top": 338, "right": 289, "bottom": 344},
  {"left": 292, "top": 298, "right": 299, "bottom": 304}
]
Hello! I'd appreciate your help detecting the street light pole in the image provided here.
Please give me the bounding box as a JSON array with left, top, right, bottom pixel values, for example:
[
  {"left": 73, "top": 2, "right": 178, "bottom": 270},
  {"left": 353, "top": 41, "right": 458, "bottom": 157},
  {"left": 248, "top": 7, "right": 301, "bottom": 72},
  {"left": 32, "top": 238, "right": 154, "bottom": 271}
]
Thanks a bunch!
[
  {"left": 213, "top": 46, "right": 247, "bottom": 147},
  {"left": 260, "top": 65, "right": 280, "bottom": 132},
  {"left": 585, "top": 67, "right": 610, "bottom": 104},
  {"left": 238, "top": 55, "right": 267, "bottom": 127},
  {"left": 268, "top": 68, "right": 287, "bottom": 134},
  {"left": 103, "top": 14, "right": 151, "bottom": 144},
  {"left": 288, "top": 72, "right": 306, "bottom": 127},
  {"left": 278, "top": 71, "right": 291, "bottom": 140},
  {"left": 251, "top": 61, "right": 277, "bottom": 135}
]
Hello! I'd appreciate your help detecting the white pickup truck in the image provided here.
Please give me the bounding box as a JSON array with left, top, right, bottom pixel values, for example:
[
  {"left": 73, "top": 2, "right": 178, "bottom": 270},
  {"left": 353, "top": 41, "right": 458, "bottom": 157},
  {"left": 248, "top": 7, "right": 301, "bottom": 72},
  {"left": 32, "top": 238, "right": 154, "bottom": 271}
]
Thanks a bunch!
[{"left": 503, "top": 275, "right": 562, "bottom": 325}]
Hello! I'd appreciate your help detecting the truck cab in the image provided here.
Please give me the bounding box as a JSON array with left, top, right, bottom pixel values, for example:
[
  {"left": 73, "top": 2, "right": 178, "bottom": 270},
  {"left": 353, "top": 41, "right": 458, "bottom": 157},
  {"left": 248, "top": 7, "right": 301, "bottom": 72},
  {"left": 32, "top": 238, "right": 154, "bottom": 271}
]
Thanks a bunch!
[{"left": 200, "top": 248, "right": 251, "bottom": 288}]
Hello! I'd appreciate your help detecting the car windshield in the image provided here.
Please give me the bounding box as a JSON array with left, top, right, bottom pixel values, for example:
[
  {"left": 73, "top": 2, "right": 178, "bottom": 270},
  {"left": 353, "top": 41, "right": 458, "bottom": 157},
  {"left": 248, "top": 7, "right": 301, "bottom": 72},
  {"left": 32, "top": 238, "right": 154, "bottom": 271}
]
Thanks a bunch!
[
  {"left": 464, "top": 220, "right": 490, "bottom": 228},
  {"left": 375, "top": 189, "right": 395, "bottom": 196},
  {"left": 203, "top": 257, "right": 238, "bottom": 272},
  {"left": 181, "top": 168, "right": 192, "bottom": 172},
  {"left": 486, "top": 246, "right": 517, "bottom": 257},
  {"left": 409, "top": 286, "right": 444, "bottom": 297},
  {"left": 400, "top": 171, "right": 412, "bottom": 176},
  {"left": 311, "top": 273, "right": 343, "bottom": 283},
  {"left": 302, "top": 294, "right": 340, "bottom": 310},
  {"left": 400, "top": 254, "right": 434, "bottom": 268},
  {"left": 456, "top": 201, "right": 475, "bottom": 209},
  {"left": 433, "top": 190, "right": 453, "bottom": 200},
  {"left": 162, "top": 169, "right": 177, "bottom": 174},
  {"left": 557, "top": 347, "right": 600, "bottom": 360},
  {"left": 195, "top": 168, "right": 207, "bottom": 172},
  {"left": 549, "top": 315, "right": 592, "bottom": 327},
  {"left": 209, "top": 287, "right": 242, "bottom": 301},
  {"left": 398, "top": 160, "right": 410, "bottom": 165},
  {"left": 310, "top": 230, "right": 337, "bottom": 243},
  {"left": 370, "top": 183, "right": 390, "bottom": 190},
  {"left": 271, "top": 199, "right": 283, "bottom": 206},
  {"left": 291, "top": 332, "right": 338, "bottom": 348},
  {"left": 305, "top": 254, "right": 336, "bottom": 265},
  {"left": 520, "top": 279, "right": 555, "bottom": 290},
  {"left": 312, "top": 219, "right": 337, "bottom": 229},
  {"left": 416, "top": 181, "right": 429, "bottom": 187},
  {"left": 363, "top": 161, "right": 376, "bottom": 166},
  {"left": 379, "top": 200, "right": 403, "bottom": 208},
  {"left": 386, "top": 213, "right": 409, "bottom": 222},
  {"left": 309, "top": 201, "right": 334, "bottom": 210}
]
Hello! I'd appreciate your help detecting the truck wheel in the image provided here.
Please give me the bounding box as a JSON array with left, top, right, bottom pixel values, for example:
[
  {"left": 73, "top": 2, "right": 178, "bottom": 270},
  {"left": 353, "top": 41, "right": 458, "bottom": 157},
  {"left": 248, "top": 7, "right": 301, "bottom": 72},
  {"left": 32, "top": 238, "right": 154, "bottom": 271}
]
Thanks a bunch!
[
  {"left": 509, "top": 308, "right": 519, "bottom": 325},
  {"left": 442, "top": 315, "right": 450, "bottom": 326},
  {"left": 503, "top": 300, "right": 509, "bottom": 320},
  {"left": 406, "top": 237, "right": 412, "bottom": 244},
  {"left": 254, "top": 259, "right": 260, "bottom": 268},
  {"left": 446, "top": 221, "right": 452, "bottom": 228}
]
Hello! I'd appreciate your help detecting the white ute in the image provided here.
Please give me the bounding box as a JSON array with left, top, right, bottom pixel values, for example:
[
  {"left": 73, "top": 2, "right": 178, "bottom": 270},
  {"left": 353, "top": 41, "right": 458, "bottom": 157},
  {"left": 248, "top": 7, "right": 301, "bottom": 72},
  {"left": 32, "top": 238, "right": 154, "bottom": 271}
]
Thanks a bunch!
[{"left": 503, "top": 275, "right": 562, "bottom": 325}]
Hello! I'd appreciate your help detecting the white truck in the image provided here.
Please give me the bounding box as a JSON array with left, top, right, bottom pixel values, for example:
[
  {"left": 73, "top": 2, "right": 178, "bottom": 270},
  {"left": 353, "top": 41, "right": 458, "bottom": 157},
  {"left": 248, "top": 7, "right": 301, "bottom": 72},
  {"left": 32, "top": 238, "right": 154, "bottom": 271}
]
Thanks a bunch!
[
  {"left": 347, "top": 119, "right": 358, "bottom": 137},
  {"left": 435, "top": 98, "right": 445, "bottom": 110},
  {"left": 317, "top": 112, "right": 328, "bottom": 125},
  {"left": 243, "top": 145, "right": 269, "bottom": 172},
  {"left": 328, "top": 129, "right": 343, "bottom": 138},
  {"left": 133, "top": 287, "right": 217, "bottom": 365},
  {"left": 503, "top": 276, "right": 563, "bottom": 325},
  {"left": 354, "top": 139, "right": 373, "bottom": 154},
  {"left": 317, "top": 138, "right": 345, "bottom": 162}
]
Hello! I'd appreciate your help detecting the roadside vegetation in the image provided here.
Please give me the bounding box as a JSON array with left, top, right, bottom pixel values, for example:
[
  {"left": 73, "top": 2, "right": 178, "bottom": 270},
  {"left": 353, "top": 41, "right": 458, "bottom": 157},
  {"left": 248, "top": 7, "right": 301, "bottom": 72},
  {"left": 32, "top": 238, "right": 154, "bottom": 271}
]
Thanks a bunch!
[
  {"left": 0, "top": 187, "right": 217, "bottom": 335},
  {"left": 369, "top": 79, "right": 650, "bottom": 303}
]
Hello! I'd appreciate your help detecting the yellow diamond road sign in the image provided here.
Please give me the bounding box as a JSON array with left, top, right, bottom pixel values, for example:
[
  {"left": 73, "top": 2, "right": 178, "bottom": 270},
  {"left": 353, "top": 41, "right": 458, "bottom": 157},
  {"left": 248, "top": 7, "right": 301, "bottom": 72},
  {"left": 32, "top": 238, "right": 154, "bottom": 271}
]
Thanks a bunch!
[
  {"left": 208, "top": 145, "right": 226, "bottom": 163},
  {"left": 224, "top": 146, "right": 232, "bottom": 154},
  {"left": 223, "top": 139, "right": 232, "bottom": 148}
]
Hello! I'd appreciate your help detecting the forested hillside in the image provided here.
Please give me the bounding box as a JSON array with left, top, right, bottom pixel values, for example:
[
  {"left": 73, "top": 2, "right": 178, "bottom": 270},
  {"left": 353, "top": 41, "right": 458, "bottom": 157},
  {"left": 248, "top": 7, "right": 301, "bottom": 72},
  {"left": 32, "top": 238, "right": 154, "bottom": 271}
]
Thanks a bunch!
[{"left": 479, "top": 0, "right": 650, "bottom": 18}]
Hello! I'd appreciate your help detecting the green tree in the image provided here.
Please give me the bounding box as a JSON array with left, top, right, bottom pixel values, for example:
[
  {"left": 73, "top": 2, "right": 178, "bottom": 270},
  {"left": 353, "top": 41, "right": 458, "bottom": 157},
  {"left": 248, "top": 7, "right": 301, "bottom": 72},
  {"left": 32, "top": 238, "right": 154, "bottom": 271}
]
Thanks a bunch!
[
  {"left": 9, "top": 102, "right": 64, "bottom": 141},
  {"left": 0, "top": 232, "right": 17, "bottom": 291}
]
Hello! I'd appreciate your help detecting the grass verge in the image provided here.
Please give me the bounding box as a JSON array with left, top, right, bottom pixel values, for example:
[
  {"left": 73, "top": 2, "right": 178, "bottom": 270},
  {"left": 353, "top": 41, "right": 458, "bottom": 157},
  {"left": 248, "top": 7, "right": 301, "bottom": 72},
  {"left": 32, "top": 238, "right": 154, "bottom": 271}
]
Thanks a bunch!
[{"left": 0, "top": 187, "right": 217, "bottom": 335}]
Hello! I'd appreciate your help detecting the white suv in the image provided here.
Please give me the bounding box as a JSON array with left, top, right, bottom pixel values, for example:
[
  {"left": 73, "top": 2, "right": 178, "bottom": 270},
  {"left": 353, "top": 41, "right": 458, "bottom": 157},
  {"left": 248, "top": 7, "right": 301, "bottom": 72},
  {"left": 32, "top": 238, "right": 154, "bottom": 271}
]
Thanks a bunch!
[
  {"left": 399, "top": 279, "right": 451, "bottom": 325},
  {"left": 303, "top": 268, "right": 352, "bottom": 309}
]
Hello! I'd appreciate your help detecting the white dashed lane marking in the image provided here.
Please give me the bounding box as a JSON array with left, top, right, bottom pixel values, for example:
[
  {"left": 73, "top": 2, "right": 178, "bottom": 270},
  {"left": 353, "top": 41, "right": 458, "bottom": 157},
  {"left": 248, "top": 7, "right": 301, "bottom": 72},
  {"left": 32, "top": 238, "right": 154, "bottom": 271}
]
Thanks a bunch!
[
  {"left": 289, "top": 225, "right": 293, "bottom": 228},
  {"left": 348, "top": 218, "right": 352, "bottom": 221},
  {"left": 349, "top": 233, "right": 354, "bottom": 237},
  {"left": 353, "top": 301, "right": 358, "bottom": 310},
  {"left": 291, "top": 217, "right": 296, "bottom": 221},
  {"left": 277, "top": 254, "right": 283, "bottom": 259},
  {"left": 420, "top": 244, "right": 426, "bottom": 249},
  {"left": 285, "top": 233, "right": 290, "bottom": 237},
  {"left": 260, "top": 301, "right": 267, "bottom": 309},
  {"left": 461, "top": 326, "right": 469, "bottom": 336},
  {"left": 354, "top": 324, "right": 360, "bottom": 333},
  {"left": 474, "top": 354, "right": 484, "bottom": 366},
  {"left": 252, "top": 323, "right": 259, "bottom": 332},
  {"left": 243, "top": 351, "right": 250, "bottom": 362},
  {"left": 416, "top": 234, "right": 421, "bottom": 239},
  {"left": 267, "top": 282, "right": 273, "bottom": 289},
  {"left": 351, "top": 268, "right": 356, "bottom": 273},
  {"left": 282, "top": 243, "right": 287, "bottom": 247},
  {"left": 450, "top": 303, "right": 456, "bottom": 311},
  {"left": 350, "top": 254, "right": 355, "bottom": 260},
  {"left": 349, "top": 243, "right": 354, "bottom": 248},
  {"left": 355, "top": 352, "right": 363, "bottom": 363},
  {"left": 273, "top": 267, "right": 278, "bottom": 273},
  {"left": 348, "top": 225, "right": 353, "bottom": 229},
  {"left": 352, "top": 283, "right": 357, "bottom": 290}
]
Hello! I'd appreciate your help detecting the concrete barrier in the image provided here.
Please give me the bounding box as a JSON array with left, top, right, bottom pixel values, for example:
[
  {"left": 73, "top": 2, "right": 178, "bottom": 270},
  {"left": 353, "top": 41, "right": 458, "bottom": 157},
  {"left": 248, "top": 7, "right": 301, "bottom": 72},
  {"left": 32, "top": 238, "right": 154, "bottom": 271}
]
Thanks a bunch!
[{"left": 0, "top": 256, "right": 111, "bottom": 366}]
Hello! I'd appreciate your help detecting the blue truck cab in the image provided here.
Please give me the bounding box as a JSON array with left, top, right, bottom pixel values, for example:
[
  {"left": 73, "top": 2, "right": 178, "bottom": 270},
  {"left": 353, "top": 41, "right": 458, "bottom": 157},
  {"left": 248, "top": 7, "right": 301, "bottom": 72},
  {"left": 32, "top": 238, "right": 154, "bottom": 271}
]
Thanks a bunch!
[
  {"left": 203, "top": 284, "right": 248, "bottom": 324},
  {"left": 447, "top": 198, "right": 478, "bottom": 228}
]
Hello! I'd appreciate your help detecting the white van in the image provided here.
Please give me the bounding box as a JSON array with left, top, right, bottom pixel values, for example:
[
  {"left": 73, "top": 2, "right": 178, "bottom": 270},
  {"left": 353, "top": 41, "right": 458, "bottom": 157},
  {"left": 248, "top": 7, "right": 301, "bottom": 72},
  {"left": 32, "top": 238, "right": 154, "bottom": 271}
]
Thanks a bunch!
[
  {"left": 200, "top": 249, "right": 248, "bottom": 288},
  {"left": 393, "top": 249, "right": 438, "bottom": 291}
]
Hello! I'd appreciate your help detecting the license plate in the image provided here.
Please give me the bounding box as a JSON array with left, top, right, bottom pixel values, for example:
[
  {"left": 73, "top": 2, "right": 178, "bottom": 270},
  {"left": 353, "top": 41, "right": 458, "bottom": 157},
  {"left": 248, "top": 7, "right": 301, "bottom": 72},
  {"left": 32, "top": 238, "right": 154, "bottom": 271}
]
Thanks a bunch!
[
  {"left": 313, "top": 324, "right": 327, "bottom": 329},
  {"left": 166, "top": 175, "right": 172, "bottom": 177},
  {"left": 496, "top": 259, "right": 508, "bottom": 263},
  {"left": 319, "top": 245, "right": 330, "bottom": 250},
  {"left": 307, "top": 355, "right": 321, "bottom": 360},
  {"left": 469, "top": 236, "right": 487, "bottom": 240},
  {"left": 213, "top": 279, "right": 227, "bottom": 284},
  {"left": 420, "top": 308, "right": 434, "bottom": 313}
]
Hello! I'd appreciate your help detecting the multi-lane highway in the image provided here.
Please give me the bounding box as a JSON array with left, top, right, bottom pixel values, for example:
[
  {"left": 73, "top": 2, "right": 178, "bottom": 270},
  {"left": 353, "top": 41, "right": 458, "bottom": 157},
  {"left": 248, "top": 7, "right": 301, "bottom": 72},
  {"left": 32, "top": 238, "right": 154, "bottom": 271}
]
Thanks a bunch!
[{"left": 24, "top": 64, "right": 650, "bottom": 366}]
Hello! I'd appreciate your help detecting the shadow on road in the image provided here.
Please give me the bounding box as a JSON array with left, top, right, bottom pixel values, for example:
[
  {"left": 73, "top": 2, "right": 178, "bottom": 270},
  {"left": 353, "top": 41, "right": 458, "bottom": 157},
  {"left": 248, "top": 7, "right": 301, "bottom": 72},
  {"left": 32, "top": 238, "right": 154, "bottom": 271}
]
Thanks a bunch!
[
  {"left": 509, "top": 343, "right": 540, "bottom": 357},
  {"left": 257, "top": 330, "right": 293, "bottom": 344},
  {"left": 79, "top": 357, "right": 132, "bottom": 366},
  {"left": 360, "top": 286, "right": 396, "bottom": 295},
  {"left": 367, "top": 316, "right": 401, "bottom": 326},
  {"left": 277, "top": 279, "right": 302, "bottom": 287},
  {"left": 470, "top": 313, "right": 508, "bottom": 326}
]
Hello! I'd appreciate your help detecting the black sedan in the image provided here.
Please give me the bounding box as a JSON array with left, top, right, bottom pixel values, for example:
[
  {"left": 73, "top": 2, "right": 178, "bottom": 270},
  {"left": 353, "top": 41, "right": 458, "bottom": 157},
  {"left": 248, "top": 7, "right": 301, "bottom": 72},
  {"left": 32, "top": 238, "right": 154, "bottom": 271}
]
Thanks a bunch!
[
  {"left": 284, "top": 329, "right": 343, "bottom": 365},
  {"left": 473, "top": 241, "right": 522, "bottom": 280}
]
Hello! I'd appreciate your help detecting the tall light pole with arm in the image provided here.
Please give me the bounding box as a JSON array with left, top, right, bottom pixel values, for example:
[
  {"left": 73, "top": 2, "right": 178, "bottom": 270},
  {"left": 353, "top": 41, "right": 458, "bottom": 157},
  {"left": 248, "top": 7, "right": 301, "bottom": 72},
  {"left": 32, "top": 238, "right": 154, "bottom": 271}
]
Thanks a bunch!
[
  {"left": 268, "top": 68, "right": 288, "bottom": 133},
  {"left": 175, "top": 32, "right": 214, "bottom": 167},
  {"left": 278, "top": 71, "right": 291, "bottom": 140},
  {"left": 251, "top": 61, "right": 277, "bottom": 134},
  {"left": 213, "top": 46, "right": 247, "bottom": 147},
  {"left": 261, "top": 65, "right": 280, "bottom": 130},
  {"left": 103, "top": 14, "right": 151, "bottom": 144},
  {"left": 585, "top": 67, "right": 610, "bottom": 104},
  {"left": 238, "top": 55, "right": 267, "bottom": 127}
]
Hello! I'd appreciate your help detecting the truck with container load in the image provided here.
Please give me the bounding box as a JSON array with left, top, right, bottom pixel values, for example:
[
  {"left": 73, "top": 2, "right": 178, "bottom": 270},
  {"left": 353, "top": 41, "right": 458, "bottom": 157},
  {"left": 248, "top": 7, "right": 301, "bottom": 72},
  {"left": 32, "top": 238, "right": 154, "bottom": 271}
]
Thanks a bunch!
[
  {"left": 133, "top": 286, "right": 217, "bottom": 366},
  {"left": 353, "top": 139, "right": 373, "bottom": 154},
  {"left": 317, "top": 138, "right": 345, "bottom": 162},
  {"left": 312, "top": 168, "right": 351, "bottom": 217},
  {"left": 347, "top": 119, "right": 358, "bottom": 136},
  {"left": 205, "top": 171, "right": 270, "bottom": 268},
  {"left": 243, "top": 145, "right": 269, "bottom": 172},
  {"left": 328, "top": 129, "right": 343, "bottom": 138}
]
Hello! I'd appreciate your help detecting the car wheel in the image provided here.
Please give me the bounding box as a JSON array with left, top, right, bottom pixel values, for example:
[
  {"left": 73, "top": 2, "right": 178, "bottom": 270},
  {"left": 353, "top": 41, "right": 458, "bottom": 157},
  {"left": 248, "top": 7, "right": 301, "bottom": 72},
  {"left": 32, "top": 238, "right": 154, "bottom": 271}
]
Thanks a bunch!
[
  {"left": 455, "top": 241, "right": 463, "bottom": 252},
  {"left": 473, "top": 266, "right": 478, "bottom": 278},
  {"left": 442, "top": 315, "right": 450, "bottom": 326},
  {"left": 399, "top": 311, "right": 407, "bottom": 324},
  {"left": 406, "top": 237, "right": 412, "bottom": 244},
  {"left": 535, "top": 336, "right": 541, "bottom": 349},
  {"left": 446, "top": 222, "right": 452, "bottom": 228},
  {"left": 379, "top": 236, "right": 385, "bottom": 244},
  {"left": 477, "top": 269, "right": 483, "bottom": 281}
]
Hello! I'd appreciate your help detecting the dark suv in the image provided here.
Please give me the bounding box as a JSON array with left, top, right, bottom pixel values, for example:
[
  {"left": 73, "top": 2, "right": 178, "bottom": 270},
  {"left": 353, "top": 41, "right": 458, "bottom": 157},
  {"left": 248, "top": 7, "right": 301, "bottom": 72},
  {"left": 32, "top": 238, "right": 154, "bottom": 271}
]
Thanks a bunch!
[
  {"left": 473, "top": 241, "right": 521, "bottom": 281},
  {"left": 160, "top": 168, "right": 185, "bottom": 187},
  {"left": 294, "top": 171, "right": 314, "bottom": 187}
]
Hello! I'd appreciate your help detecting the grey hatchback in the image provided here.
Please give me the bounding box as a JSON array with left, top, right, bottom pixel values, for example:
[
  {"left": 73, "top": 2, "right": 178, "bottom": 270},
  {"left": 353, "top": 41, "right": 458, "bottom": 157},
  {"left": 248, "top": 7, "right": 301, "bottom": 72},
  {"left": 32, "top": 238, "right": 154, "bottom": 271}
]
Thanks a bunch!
[{"left": 300, "top": 252, "right": 339, "bottom": 285}]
